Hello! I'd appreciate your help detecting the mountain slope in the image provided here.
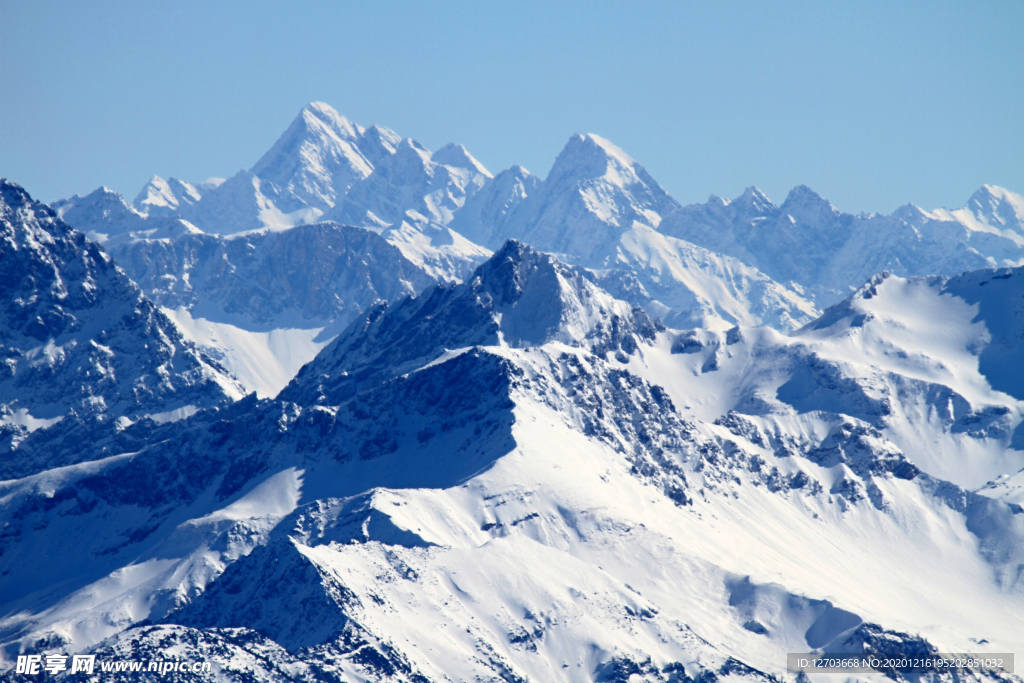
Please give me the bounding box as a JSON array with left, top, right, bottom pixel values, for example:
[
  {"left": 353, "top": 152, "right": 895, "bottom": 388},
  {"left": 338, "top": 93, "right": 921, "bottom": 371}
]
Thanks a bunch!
[
  {"left": 2, "top": 244, "right": 1021, "bottom": 681},
  {"left": 623, "top": 266, "right": 1024, "bottom": 491},
  {"left": 457, "top": 134, "right": 820, "bottom": 331},
  {"left": 326, "top": 139, "right": 492, "bottom": 229},
  {"left": 0, "top": 179, "right": 244, "bottom": 458},
  {"left": 103, "top": 222, "right": 439, "bottom": 397},
  {"left": 659, "top": 185, "right": 1024, "bottom": 305},
  {"left": 249, "top": 102, "right": 400, "bottom": 213}
]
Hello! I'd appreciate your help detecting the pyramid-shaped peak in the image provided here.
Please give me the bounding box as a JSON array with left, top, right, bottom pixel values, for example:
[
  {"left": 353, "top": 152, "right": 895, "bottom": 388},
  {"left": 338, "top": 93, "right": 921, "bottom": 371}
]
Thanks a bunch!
[
  {"left": 964, "top": 184, "right": 1024, "bottom": 227},
  {"left": 78, "top": 187, "right": 143, "bottom": 212},
  {"left": 546, "top": 133, "right": 659, "bottom": 193},
  {"left": 735, "top": 186, "right": 775, "bottom": 210},
  {"left": 298, "top": 101, "right": 362, "bottom": 139},
  {"left": 579, "top": 133, "right": 636, "bottom": 164},
  {"left": 479, "top": 238, "right": 544, "bottom": 274},
  {"left": 892, "top": 202, "right": 929, "bottom": 223},
  {"left": 432, "top": 143, "right": 492, "bottom": 177},
  {"left": 470, "top": 240, "right": 659, "bottom": 346},
  {"left": 782, "top": 184, "right": 827, "bottom": 205},
  {"left": 967, "top": 184, "right": 1024, "bottom": 209},
  {"left": 972, "top": 184, "right": 1010, "bottom": 200},
  {"left": 302, "top": 101, "right": 339, "bottom": 116},
  {"left": 505, "top": 164, "right": 534, "bottom": 178},
  {"left": 133, "top": 174, "right": 174, "bottom": 207},
  {"left": 133, "top": 174, "right": 202, "bottom": 213},
  {"left": 779, "top": 185, "right": 841, "bottom": 219}
]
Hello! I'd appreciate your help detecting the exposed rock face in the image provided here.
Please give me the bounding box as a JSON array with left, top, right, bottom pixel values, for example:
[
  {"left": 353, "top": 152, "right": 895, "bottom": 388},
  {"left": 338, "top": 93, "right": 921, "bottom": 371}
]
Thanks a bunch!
[
  {"left": 105, "top": 221, "right": 436, "bottom": 331},
  {"left": 0, "top": 180, "right": 243, "bottom": 456}
]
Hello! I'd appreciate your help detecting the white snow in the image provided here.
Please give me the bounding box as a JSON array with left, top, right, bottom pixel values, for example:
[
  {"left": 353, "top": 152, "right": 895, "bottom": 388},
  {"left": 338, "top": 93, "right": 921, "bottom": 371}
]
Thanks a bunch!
[{"left": 163, "top": 307, "right": 331, "bottom": 398}]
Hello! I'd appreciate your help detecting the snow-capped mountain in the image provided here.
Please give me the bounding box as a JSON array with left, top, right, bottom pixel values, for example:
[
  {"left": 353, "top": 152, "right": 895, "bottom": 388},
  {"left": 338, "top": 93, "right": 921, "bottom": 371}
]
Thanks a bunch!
[
  {"left": 327, "top": 139, "right": 491, "bottom": 229},
  {"left": 248, "top": 101, "right": 397, "bottom": 214},
  {"left": 124, "top": 102, "right": 491, "bottom": 240},
  {"left": 133, "top": 175, "right": 220, "bottom": 217},
  {"left": 52, "top": 186, "right": 204, "bottom": 244},
  {"left": 449, "top": 164, "right": 541, "bottom": 248},
  {"left": 456, "top": 133, "right": 678, "bottom": 260},
  {"left": 55, "top": 105, "right": 1024, "bottom": 338},
  {"left": 0, "top": 180, "right": 244, "bottom": 470},
  {"left": 626, "top": 266, "right": 1024, "bottom": 491},
  {"left": 2, "top": 243, "right": 1022, "bottom": 682},
  {"left": 452, "top": 134, "right": 820, "bottom": 331},
  {"left": 51, "top": 187, "right": 149, "bottom": 237},
  {"left": 103, "top": 222, "right": 439, "bottom": 397},
  {"left": 659, "top": 184, "right": 1024, "bottom": 305},
  {"left": 55, "top": 106, "right": 821, "bottom": 336},
  {"left": 53, "top": 106, "right": 496, "bottom": 375}
]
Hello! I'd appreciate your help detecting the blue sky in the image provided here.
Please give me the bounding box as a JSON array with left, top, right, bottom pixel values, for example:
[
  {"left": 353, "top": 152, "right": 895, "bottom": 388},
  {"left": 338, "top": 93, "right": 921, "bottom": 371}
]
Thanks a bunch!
[{"left": 1, "top": 0, "right": 1021, "bottom": 213}]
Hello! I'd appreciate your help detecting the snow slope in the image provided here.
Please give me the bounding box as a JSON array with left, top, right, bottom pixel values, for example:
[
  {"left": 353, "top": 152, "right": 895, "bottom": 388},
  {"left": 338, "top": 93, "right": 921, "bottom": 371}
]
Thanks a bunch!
[
  {"left": 455, "top": 133, "right": 820, "bottom": 332},
  {"left": 0, "top": 180, "right": 244, "bottom": 477},
  {"left": 162, "top": 307, "right": 330, "bottom": 399},
  {"left": 100, "top": 221, "right": 441, "bottom": 397},
  {"left": 1, "top": 244, "right": 1021, "bottom": 682},
  {"left": 619, "top": 267, "right": 1024, "bottom": 491},
  {"left": 659, "top": 185, "right": 1024, "bottom": 306}
]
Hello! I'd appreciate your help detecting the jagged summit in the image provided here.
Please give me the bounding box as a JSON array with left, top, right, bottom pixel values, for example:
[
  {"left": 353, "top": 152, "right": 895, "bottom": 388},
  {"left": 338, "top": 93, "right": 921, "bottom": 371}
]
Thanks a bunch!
[
  {"left": 779, "top": 184, "right": 839, "bottom": 217},
  {"left": 448, "top": 164, "right": 540, "bottom": 247},
  {"left": 546, "top": 134, "right": 677, "bottom": 217},
  {"left": 279, "top": 239, "right": 660, "bottom": 406},
  {"left": 0, "top": 180, "right": 243, "bottom": 449},
  {"left": 248, "top": 102, "right": 379, "bottom": 212},
  {"left": 962, "top": 184, "right": 1024, "bottom": 233},
  {"left": 662, "top": 182, "right": 1024, "bottom": 307},
  {"left": 299, "top": 101, "right": 363, "bottom": 138},
  {"left": 733, "top": 186, "right": 776, "bottom": 214},
  {"left": 327, "top": 136, "right": 491, "bottom": 228},
  {"left": 431, "top": 142, "right": 491, "bottom": 177},
  {"left": 359, "top": 123, "right": 403, "bottom": 164},
  {"left": 482, "top": 132, "right": 680, "bottom": 261},
  {"left": 547, "top": 133, "right": 632, "bottom": 185},
  {"left": 132, "top": 174, "right": 204, "bottom": 216},
  {"left": 49, "top": 186, "right": 148, "bottom": 237}
]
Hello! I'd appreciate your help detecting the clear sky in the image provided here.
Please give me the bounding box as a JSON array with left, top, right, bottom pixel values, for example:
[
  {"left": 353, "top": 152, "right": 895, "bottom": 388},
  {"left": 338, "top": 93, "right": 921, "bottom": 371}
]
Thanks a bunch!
[{"left": 1, "top": 0, "right": 1021, "bottom": 214}]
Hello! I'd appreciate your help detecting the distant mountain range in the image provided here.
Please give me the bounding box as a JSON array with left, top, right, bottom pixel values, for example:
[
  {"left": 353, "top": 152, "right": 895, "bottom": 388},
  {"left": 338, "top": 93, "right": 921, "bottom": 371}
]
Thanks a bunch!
[
  {"left": 1, "top": 102, "right": 1022, "bottom": 682},
  {"left": 54, "top": 102, "right": 1023, "bottom": 332}
]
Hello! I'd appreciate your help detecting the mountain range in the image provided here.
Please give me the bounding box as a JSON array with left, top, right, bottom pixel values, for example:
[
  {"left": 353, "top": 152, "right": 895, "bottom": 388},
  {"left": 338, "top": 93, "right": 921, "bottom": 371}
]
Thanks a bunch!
[{"left": 1, "top": 101, "right": 1023, "bottom": 682}]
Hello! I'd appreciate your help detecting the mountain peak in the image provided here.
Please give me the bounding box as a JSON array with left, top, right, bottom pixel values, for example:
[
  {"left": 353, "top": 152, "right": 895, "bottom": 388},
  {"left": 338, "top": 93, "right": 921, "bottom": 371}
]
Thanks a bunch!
[
  {"left": 297, "top": 101, "right": 361, "bottom": 140},
  {"left": 48, "top": 186, "right": 147, "bottom": 237},
  {"left": 547, "top": 133, "right": 639, "bottom": 187},
  {"left": 249, "top": 104, "right": 377, "bottom": 211},
  {"left": 432, "top": 142, "right": 492, "bottom": 177},
  {"left": 280, "top": 240, "right": 658, "bottom": 405},
  {"left": 781, "top": 184, "right": 828, "bottom": 207},
  {"left": 132, "top": 175, "right": 204, "bottom": 216},
  {"left": 734, "top": 186, "right": 777, "bottom": 214},
  {"left": 965, "top": 184, "right": 1024, "bottom": 226},
  {"left": 133, "top": 174, "right": 175, "bottom": 212},
  {"left": 1, "top": 179, "right": 60, "bottom": 228},
  {"left": 0, "top": 180, "right": 243, "bottom": 435}
]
